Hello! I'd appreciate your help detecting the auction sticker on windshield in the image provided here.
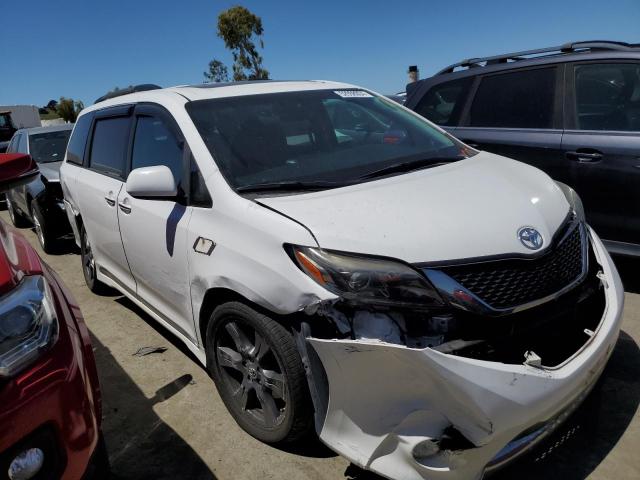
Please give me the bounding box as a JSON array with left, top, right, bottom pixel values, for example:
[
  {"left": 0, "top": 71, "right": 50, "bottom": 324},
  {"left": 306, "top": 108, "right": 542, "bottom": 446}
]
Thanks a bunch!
[{"left": 334, "top": 90, "right": 373, "bottom": 98}]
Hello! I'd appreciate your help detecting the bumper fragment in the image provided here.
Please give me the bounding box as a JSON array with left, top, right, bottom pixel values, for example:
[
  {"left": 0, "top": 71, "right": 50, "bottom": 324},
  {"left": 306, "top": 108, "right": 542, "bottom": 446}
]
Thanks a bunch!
[{"left": 306, "top": 229, "right": 623, "bottom": 480}]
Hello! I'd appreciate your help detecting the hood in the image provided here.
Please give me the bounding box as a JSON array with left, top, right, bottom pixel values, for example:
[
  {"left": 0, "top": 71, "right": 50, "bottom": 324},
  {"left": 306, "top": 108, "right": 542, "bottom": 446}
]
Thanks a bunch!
[
  {"left": 38, "top": 161, "right": 62, "bottom": 182},
  {"left": 258, "top": 152, "right": 570, "bottom": 264}
]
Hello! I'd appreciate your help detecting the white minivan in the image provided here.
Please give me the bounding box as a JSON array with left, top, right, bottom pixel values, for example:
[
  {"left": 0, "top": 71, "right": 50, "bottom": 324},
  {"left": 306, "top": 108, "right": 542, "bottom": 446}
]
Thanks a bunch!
[{"left": 60, "top": 81, "right": 623, "bottom": 480}]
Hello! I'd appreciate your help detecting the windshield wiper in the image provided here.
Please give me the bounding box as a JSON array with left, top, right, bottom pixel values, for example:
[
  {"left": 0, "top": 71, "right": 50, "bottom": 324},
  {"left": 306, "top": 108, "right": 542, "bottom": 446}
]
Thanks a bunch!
[
  {"left": 236, "top": 180, "right": 350, "bottom": 193},
  {"left": 358, "top": 156, "right": 465, "bottom": 180}
]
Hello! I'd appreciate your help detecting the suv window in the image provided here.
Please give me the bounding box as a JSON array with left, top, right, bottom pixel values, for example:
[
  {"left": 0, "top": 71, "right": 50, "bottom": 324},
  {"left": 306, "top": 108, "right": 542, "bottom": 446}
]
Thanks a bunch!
[
  {"left": 415, "top": 77, "right": 473, "bottom": 126},
  {"left": 574, "top": 63, "right": 640, "bottom": 131},
  {"left": 469, "top": 68, "right": 556, "bottom": 128},
  {"left": 67, "top": 113, "right": 94, "bottom": 165},
  {"left": 131, "top": 115, "right": 184, "bottom": 189},
  {"left": 89, "top": 116, "right": 130, "bottom": 177}
]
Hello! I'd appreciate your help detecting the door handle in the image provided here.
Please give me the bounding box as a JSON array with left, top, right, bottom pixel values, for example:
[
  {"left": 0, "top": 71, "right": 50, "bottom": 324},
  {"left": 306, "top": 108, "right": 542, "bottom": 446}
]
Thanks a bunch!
[
  {"left": 104, "top": 192, "right": 116, "bottom": 206},
  {"left": 565, "top": 150, "right": 603, "bottom": 163},
  {"left": 118, "top": 198, "right": 131, "bottom": 214}
]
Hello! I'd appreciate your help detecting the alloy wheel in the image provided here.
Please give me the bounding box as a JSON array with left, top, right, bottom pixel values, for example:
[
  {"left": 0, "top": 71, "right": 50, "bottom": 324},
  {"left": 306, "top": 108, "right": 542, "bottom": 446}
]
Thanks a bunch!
[{"left": 216, "top": 321, "right": 287, "bottom": 428}]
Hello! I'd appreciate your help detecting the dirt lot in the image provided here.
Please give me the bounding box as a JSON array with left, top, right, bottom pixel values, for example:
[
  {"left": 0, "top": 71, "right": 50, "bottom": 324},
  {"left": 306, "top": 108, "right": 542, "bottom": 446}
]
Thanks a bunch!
[{"left": 2, "top": 210, "right": 639, "bottom": 480}]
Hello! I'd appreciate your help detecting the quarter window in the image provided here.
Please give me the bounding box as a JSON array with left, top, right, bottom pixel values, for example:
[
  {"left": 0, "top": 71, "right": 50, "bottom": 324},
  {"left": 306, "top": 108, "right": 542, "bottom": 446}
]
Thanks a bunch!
[
  {"left": 415, "top": 77, "right": 473, "bottom": 126},
  {"left": 131, "top": 115, "right": 184, "bottom": 190},
  {"left": 574, "top": 63, "right": 640, "bottom": 131},
  {"left": 469, "top": 68, "right": 556, "bottom": 128},
  {"left": 6, "top": 134, "right": 19, "bottom": 153},
  {"left": 89, "top": 116, "right": 131, "bottom": 177}
]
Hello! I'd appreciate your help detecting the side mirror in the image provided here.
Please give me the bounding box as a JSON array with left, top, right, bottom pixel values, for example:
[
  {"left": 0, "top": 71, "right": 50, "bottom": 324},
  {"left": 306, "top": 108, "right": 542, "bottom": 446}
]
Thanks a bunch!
[
  {"left": 0, "top": 154, "right": 38, "bottom": 192},
  {"left": 126, "top": 165, "right": 177, "bottom": 198}
]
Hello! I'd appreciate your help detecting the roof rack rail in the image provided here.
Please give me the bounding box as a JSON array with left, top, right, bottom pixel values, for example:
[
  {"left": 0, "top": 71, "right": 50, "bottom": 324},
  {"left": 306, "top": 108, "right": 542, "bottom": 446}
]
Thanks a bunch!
[
  {"left": 436, "top": 40, "right": 640, "bottom": 75},
  {"left": 94, "top": 84, "right": 162, "bottom": 104}
]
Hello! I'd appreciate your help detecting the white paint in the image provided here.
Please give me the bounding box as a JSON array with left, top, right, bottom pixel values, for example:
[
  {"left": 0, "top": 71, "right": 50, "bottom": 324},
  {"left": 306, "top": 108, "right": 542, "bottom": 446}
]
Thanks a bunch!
[
  {"left": 125, "top": 166, "right": 177, "bottom": 198},
  {"left": 259, "top": 152, "right": 569, "bottom": 263}
]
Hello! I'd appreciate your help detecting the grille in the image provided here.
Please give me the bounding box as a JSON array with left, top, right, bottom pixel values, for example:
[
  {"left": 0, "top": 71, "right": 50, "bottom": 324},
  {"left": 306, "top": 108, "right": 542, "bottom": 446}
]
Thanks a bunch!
[{"left": 439, "top": 223, "right": 586, "bottom": 310}]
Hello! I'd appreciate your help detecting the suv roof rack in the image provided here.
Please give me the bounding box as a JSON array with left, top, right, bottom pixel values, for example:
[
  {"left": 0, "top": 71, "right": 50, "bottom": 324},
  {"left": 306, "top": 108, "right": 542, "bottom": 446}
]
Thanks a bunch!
[
  {"left": 436, "top": 40, "right": 640, "bottom": 75},
  {"left": 94, "top": 84, "right": 162, "bottom": 104}
]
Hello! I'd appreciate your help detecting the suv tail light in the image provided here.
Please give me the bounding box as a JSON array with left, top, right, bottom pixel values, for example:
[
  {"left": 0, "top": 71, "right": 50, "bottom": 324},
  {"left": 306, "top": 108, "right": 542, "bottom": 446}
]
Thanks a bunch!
[{"left": 0, "top": 276, "right": 58, "bottom": 378}]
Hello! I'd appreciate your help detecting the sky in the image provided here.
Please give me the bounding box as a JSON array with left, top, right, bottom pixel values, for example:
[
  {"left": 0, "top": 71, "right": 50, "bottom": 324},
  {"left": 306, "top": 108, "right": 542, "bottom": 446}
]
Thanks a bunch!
[{"left": 1, "top": 0, "right": 639, "bottom": 107}]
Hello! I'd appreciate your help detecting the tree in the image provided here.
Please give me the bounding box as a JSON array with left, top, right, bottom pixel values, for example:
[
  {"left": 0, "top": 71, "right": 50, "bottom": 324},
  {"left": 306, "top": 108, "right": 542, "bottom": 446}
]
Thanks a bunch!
[
  {"left": 56, "top": 97, "right": 84, "bottom": 123},
  {"left": 204, "top": 6, "right": 269, "bottom": 82},
  {"left": 46, "top": 99, "right": 58, "bottom": 110},
  {"left": 204, "top": 59, "right": 229, "bottom": 83}
]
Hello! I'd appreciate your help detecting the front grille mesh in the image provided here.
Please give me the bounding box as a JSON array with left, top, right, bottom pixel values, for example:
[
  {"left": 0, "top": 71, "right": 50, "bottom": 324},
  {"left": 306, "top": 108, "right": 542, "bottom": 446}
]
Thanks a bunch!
[{"left": 439, "top": 223, "right": 586, "bottom": 310}]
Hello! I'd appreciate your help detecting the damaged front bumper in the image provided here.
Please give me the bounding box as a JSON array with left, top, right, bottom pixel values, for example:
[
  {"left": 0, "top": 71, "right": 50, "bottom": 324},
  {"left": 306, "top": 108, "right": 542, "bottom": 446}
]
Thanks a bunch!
[{"left": 304, "top": 228, "right": 624, "bottom": 480}]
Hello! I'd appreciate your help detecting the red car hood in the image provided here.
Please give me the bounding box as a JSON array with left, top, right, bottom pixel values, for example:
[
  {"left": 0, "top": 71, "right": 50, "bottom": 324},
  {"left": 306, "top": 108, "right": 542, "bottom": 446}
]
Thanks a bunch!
[{"left": 0, "top": 220, "right": 42, "bottom": 295}]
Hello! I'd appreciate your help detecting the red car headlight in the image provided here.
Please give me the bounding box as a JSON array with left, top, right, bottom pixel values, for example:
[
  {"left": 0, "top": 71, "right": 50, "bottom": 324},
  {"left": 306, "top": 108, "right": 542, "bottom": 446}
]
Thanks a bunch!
[{"left": 0, "top": 276, "right": 58, "bottom": 378}]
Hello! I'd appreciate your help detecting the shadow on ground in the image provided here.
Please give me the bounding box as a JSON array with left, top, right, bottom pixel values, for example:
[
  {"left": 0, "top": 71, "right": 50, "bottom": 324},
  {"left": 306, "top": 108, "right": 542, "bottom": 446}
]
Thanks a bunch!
[
  {"left": 90, "top": 333, "right": 216, "bottom": 479},
  {"left": 491, "top": 330, "right": 640, "bottom": 479},
  {"left": 613, "top": 254, "right": 640, "bottom": 294}
]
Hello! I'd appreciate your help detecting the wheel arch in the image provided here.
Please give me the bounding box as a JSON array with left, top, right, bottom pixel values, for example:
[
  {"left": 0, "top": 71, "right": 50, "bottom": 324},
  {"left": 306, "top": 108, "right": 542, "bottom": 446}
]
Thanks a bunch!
[{"left": 198, "top": 287, "right": 297, "bottom": 351}]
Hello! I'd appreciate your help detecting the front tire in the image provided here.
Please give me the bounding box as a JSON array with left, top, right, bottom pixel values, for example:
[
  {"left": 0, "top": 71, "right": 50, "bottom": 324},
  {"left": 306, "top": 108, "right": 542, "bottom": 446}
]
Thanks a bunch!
[
  {"left": 31, "top": 200, "right": 56, "bottom": 253},
  {"left": 206, "top": 302, "right": 312, "bottom": 444},
  {"left": 80, "top": 225, "right": 110, "bottom": 294}
]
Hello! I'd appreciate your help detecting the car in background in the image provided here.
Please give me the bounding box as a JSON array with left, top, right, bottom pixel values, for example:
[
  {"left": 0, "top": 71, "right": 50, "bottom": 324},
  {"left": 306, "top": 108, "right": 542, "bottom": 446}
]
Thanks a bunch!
[
  {"left": 4, "top": 125, "right": 74, "bottom": 253},
  {"left": 60, "top": 81, "right": 622, "bottom": 480},
  {"left": 0, "top": 111, "right": 17, "bottom": 153},
  {"left": 405, "top": 40, "right": 640, "bottom": 257},
  {"left": 0, "top": 152, "right": 107, "bottom": 479}
]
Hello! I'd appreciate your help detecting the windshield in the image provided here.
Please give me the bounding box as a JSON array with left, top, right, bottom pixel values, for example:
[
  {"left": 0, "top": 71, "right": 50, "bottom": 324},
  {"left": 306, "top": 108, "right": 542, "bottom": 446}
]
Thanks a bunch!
[
  {"left": 28, "top": 130, "right": 71, "bottom": 163},
  {"left": 186, "top": 89, "right": 472, "bottom": 191}
]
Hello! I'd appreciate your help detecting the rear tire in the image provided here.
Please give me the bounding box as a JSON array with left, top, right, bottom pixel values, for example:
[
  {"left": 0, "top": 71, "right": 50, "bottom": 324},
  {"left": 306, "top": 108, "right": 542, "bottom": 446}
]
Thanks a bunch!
[
  {"left": 80, "top": 224, "right": 110, "bottom": 294},
  {"left": 206, "top": 301, "right": 312, "bottom": 444},
  {"left": 6, "top": 198, "right": 30, "bottom": 228},
  {"left": 31, "top": 200, "right": 56, "bottom": 254}
]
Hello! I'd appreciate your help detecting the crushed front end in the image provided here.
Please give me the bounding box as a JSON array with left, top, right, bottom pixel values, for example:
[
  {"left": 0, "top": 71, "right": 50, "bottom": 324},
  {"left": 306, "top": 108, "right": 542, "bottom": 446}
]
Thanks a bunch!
[{"left": 295, "top": 224, "right": 623, "bottom": 480}]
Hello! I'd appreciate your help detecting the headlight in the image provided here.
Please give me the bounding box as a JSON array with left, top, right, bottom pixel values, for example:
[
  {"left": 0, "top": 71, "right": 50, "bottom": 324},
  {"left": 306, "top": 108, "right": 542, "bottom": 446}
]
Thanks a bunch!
[
  {"left": 289, "top": 245, "right": 444, "bottom": 308},
  {"left": 0, "top": 276, "right": 58, "bottom": 377},
  {"left": 556, "top": 181, "right": 585, "bottom": 222}
]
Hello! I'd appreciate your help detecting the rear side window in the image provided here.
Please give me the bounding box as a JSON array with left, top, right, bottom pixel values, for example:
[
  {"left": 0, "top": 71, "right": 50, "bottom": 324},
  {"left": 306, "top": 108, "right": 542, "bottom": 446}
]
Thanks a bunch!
[
  {"left": 131, "top": 115, "right": 184, "bottom": 189},
  {"left": 415, "top": 77, "right": 473, "bottom": 126},
  {"left": 66, "top": 113, "right": 93, "bottom": 165},
  {"left": 574, "top": 63, "right": 640, "bottom": 131},
  {"left": 469, "top": 68, "right": 556, "bottom": 128},
  {"left": 89, "top": 117, "right": 130, "bottom": 177}
]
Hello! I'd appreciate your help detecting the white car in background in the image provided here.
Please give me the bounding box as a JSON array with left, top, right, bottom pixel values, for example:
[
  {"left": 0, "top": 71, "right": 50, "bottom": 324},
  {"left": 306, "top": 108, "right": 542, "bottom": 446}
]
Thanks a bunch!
[{"left": 60, "top": 80, "right": 623, "bottom": 480}]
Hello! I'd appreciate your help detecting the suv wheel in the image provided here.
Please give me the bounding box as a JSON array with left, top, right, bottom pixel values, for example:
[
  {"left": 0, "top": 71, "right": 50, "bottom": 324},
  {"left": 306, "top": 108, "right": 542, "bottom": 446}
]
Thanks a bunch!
[
  {"left": 6, "top": 198, "right": 30, "bottom": 228},
  {"left": 206, "top": 302, "right": 312, "bottom": 444},
  {"left": 80, "top": 225, "right": 110, "bottom": 294},
  {"left": 31, "top": 201, "right": 56, "bottom": 253}
]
